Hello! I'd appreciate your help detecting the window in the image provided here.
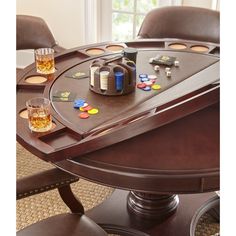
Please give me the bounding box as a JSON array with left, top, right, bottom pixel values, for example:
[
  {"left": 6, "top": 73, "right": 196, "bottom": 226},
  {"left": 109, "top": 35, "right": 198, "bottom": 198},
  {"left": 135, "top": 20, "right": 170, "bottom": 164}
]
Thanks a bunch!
[
  {"left": 98, "top": 0, "right": 182, "bottom": 42},
  {"left": 111, "top": 0, "right": 159, "bottom": 41},
  {"left": 85, "top": 0, "right": 190, "bottom": 43}
]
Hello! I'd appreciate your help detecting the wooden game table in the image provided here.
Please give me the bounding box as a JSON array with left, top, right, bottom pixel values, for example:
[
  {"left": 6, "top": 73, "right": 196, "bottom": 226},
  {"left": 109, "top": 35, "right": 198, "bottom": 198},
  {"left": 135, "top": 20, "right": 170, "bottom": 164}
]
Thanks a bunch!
[{"left": 17, "top": 39, "right": 219, "bottom": 236}]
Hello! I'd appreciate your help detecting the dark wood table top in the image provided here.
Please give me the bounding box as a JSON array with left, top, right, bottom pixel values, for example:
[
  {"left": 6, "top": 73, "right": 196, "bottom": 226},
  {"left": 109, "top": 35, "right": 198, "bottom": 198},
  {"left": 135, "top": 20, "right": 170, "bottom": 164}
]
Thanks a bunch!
[{"left": 17, "top": 39, "right": 219, "bottom": 194}]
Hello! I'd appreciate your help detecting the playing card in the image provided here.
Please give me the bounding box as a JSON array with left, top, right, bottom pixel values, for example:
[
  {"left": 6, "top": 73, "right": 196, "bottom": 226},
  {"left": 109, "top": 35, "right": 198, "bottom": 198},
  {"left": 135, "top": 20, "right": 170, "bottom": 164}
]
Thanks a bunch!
[
  {"left": 151, "top": 55, "right": 176, "bottom": 66},
  {"left": 65, "top": 71, "right": 88, "bottom": 79},
  {"left": 52, "top": 91, "right": 76, "bottom": 102}
]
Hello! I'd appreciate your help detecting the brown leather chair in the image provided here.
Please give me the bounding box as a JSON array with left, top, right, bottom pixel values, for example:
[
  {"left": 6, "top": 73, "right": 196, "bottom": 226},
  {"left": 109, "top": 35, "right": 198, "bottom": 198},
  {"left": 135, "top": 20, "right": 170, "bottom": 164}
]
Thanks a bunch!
[
  {"left": 17, "top": 213, "right": 108, "bottom": 236},
  {"left": 17, "top": 169, "right": 109, "bottom": 235},
  {"left": 16, "top": 13, "right": 83, "bottom": 208},
  {"left": 16, "top": 13, "right": 83, "bottom": 226},
  {"left": 16, "top": 164, "right": 108, "bottom": 236},
  {"left": 16, "top": 15, "right": 108, "bottom": 236},
  {"left": 137, "top": 6, "right": 220, "bottom": 44},
  {"left": 16, "top": 14, "right": 65, "bottom": 76},
  {"left": 17, "top": 14, "right": 65, "bottom": 52},
  {"left": 16, "top": 14, "right": 79, "bottom": 202}
]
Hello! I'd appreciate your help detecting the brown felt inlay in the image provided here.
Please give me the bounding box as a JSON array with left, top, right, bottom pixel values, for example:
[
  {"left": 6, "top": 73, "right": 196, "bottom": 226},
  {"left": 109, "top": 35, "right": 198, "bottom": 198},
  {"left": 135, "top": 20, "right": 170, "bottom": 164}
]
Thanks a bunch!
[
  {"left": 50, "top": 50, "right": 219, "bottom": 133},
  {"left": 169, "top": 43, "right": 187, "bottom": 50},
  {"left": 25, "top": 76, "right": 47, "bottom": 84}
]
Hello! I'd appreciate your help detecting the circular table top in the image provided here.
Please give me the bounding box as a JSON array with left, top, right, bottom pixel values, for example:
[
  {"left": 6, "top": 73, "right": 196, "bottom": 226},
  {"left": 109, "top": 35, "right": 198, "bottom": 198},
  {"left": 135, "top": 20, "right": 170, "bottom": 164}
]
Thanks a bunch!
[{"left": 17, "top": 39, "right": 220, "bottom": 193}]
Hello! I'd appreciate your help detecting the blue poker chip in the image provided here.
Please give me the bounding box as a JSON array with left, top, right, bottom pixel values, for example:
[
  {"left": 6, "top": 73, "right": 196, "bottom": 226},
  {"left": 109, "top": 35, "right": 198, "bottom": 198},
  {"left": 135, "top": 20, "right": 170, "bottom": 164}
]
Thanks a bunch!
[
  {"left": 140, "top": 77, "right": 149, "bottom": 82},
  {"left": 142, "top": 86, "right": 151, "bottom": 91},
  {"left": 74, "top": 103, "right": 85, "bottom": 108},
  {"left": 74, "top": 104, "right": 82, "bottom": 108},
  {"left": 74, "top": 99, "right": 85, "bottom": 104},
  {"left": 74, "top": 99, "right": 85, "bottom": 108},
  {"left": 139, "top": 74, "right": 148, "bottom": 79}
]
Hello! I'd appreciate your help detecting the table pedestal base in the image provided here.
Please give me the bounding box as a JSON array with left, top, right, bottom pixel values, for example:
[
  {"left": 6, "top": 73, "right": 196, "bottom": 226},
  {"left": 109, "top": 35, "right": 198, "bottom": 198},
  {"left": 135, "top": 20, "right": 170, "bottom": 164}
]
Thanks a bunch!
[
  {"left": 127, "top": 191, "right": 179, "bottom": 221},
  {"left": 86, "top": 189, "right": 216, "bottom": 236}
]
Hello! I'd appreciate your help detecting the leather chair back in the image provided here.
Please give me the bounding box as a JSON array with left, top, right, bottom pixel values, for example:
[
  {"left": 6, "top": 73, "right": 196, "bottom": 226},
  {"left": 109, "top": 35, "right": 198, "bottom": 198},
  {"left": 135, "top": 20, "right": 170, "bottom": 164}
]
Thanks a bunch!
[
  {"left": 137, "top": 6, "right": 220, "bottom": 44},
  {"left": 17, "top": 15, "right": 57, "bottom": 50}
]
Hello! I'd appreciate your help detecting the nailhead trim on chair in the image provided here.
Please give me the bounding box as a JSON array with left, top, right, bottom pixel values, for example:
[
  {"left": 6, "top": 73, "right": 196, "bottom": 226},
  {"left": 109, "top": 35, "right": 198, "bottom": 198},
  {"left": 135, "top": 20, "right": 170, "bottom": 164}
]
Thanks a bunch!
[{"left": 17, "top": 178, "right": 79, "bottom": 199}]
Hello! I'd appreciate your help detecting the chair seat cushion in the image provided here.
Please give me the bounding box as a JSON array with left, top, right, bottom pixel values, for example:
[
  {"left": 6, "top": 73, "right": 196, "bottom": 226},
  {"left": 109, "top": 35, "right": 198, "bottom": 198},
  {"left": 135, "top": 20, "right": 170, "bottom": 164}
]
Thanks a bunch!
[{"left": 17, "top": 213, "right": 107, "bottom": 236}]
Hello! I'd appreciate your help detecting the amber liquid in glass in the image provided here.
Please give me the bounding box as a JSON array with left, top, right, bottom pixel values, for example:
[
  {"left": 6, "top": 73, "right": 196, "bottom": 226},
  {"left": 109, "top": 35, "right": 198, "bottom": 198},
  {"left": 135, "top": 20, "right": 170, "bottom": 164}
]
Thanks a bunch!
[
  {"left": 36, "top": 58, "right": 55, "bottom": 74},
  {"left": 28, "top": 111, "right": 52, "bottom": 132}
]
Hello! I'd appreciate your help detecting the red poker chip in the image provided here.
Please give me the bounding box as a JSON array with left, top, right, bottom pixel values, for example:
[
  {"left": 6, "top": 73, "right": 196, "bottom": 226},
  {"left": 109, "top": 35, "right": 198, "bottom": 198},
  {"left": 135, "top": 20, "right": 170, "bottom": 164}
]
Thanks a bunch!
[
  {"left": 83, "top": 105, "right": 93, "bottom": 111},
  {"left": 79, "top": 112, "right": 90, "bottom": 119},
  {"left": 137, "top": 83, "right": 146, "bottom": 89}
]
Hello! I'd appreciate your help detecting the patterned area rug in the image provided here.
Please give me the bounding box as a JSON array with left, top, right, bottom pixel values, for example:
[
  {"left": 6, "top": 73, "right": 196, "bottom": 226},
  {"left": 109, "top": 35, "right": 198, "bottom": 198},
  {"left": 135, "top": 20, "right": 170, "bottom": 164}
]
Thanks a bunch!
[
  {"left": 195, "top": 213, "right": 219, "bottom": 236},
  {"left": 16, "top": 142, "right": 114, "bottom": 231},
  {"left": 16, "top": 142, "right": 219, "bottom": 235}
]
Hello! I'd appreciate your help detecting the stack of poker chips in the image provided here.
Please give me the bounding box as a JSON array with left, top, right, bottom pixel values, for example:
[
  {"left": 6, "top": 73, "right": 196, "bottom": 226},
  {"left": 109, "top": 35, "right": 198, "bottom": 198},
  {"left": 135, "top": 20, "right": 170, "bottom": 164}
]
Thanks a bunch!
[
  {"left": 99, "top": 70, "right": 110, "bottom": 91},
  {"left": 114, "top": 71, "right": 124, "bottom": 91},
  {"left": 89, "top": 58, "right": 136, "bottom": 96},
  {"left": 74, "top": 99, "right": 99, "bottom": 119},
  {"left": 136, "top": 74, "right": 161, "bottom": 91},
  {"left": 90, "top": 66, "right": 99, "bottom": 87},
  {"left": 96, "top": 70, "right": 125, "bottom": 92}
]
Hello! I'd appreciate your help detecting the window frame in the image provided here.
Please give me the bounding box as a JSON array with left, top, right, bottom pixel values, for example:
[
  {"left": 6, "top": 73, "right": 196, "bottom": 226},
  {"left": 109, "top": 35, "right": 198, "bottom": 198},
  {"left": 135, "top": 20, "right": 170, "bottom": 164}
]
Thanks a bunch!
[
  {"left": 85, "top": 0, "right": 220, "bottom": 43},
  {"left": 99, "top": 0, "right": 182, "bottom": 42},
  {"left": 111, "top": 0, "right": 154, "bottom": 40}
]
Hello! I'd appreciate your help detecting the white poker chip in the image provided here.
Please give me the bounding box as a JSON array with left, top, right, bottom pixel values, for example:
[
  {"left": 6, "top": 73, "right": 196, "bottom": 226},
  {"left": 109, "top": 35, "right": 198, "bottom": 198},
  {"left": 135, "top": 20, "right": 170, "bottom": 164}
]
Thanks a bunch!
[
  {"left": 148, "top": 74, "right": 157, "bottom": 80},
  {"left": 81, "top": 102, "right": 88, "bottom": 108}
]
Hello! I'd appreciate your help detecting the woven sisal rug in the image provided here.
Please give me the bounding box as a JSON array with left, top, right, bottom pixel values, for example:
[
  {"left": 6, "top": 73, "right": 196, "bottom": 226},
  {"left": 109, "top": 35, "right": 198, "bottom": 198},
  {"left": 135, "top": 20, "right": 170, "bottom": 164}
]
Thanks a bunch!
[{"left": 16, "top": 142, "right": 219, "bottom": 235}]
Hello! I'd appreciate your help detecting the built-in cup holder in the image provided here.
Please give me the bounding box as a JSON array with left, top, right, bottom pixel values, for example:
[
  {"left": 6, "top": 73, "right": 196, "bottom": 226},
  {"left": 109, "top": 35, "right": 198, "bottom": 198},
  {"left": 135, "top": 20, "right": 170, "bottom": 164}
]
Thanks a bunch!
[
  {"left": 190, "top": 45, "right": 209, "bottom": 52},
  {"left": 169, "top": 43, "right": 187, "bottom": 50},
  {"left": 51, "top": 122, "right": 57, "bottom": 130},
  {"left": 19, "top": 109, "right": 28, "bottom": 119},
  {"left": 19, "top": 108, "right": 56, "bottom": 130},
  {"left": 106, "top": 44, "right": 124, "bottom": 53},
  {"left": 25, "top": 76, "right": 47, "bottom": 84},
  {"left": 86, "top": 48, "right": 105, "bottom": 56}
]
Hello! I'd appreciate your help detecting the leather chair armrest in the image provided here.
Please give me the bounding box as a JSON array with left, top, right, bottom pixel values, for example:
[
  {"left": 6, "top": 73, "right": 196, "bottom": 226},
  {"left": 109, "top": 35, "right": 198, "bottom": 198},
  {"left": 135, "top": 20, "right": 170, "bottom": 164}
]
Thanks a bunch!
[{"left": 17, "top": 168, "right": 79, "bottom": 200}]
